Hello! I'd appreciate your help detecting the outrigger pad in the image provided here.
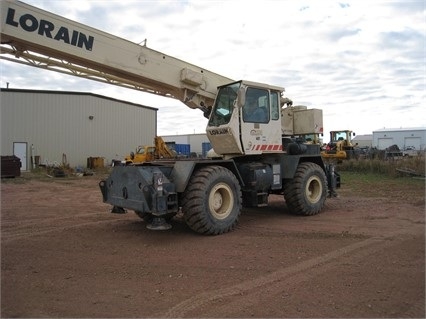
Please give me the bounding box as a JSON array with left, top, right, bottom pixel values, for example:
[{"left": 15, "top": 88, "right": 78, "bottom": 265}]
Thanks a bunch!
[
  {"left": 111, "top": 206, "right": 126, "bottom": 214},
  {"left": 146, "top": 217, "right": 172, "bottom": 230}
]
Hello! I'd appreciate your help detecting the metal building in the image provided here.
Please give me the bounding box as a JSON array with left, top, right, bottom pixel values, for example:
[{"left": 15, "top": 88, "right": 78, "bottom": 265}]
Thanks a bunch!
[
  {"left": 372, "top": 127, "right": 426, "bottom": 151},
  {"left": 352, "top": 134, "right": 373, "bottom": 148},
  {"left": 162, "top": 133, "right": 211, "bottom": 157},
  {"left": 0, "top": 88, "right": 157, "bottom": 170}
]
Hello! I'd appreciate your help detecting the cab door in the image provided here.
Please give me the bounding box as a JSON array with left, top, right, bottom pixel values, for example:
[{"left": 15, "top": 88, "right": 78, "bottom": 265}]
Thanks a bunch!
[{"left": 240, "top": 88, "right": 282, "bottom": 155}]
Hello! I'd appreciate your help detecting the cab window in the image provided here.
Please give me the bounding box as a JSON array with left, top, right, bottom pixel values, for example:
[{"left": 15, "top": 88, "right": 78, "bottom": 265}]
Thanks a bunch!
[
  {"left": 243, "top": 87, "right": 269, "bottom": 123},
  {"left": 271, "top": 91, "right": 279, "bottom": 120}
]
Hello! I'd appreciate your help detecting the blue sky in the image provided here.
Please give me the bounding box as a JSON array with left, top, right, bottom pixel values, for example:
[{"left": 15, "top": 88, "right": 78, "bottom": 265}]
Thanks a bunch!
[{"left": 1, "top": 0, "right": 425, "bottom": 140}]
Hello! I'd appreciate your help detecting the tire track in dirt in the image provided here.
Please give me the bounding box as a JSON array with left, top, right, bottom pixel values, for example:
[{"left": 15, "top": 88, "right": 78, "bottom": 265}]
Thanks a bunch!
[
  {"left": 1, "top": 211, "right": 107, "bottom": 226},
  {"left": 0, "top": 219, "right": 124, "bottom": 243},
  {"left": 162, "top": 230, "right": 411, "bottom": 318}
]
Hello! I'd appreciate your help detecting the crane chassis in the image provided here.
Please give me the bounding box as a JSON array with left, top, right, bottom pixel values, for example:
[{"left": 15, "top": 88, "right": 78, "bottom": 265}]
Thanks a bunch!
[{"left": 1, "top": 0, "right": 340, "bottom": 235}]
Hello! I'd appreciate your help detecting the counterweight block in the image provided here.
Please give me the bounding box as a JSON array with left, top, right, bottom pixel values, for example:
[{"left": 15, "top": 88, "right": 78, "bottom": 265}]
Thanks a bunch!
[{"left": 99, "top": 165, "right": 178, "bottom": 217}]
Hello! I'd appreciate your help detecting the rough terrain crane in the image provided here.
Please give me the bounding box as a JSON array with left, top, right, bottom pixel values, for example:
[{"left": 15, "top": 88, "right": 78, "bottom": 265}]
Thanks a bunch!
[{"left": 1, "top": 0, "right": 340, "bottom": 235}]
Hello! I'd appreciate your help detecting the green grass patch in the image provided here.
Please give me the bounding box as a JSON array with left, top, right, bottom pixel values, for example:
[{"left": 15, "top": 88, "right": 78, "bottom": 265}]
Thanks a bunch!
[
  {"left": 338, "top": 171, "right": 425, "bottom": 205},
  {"left": 336, "top": 156, "right": 425, "bottom": 177}
]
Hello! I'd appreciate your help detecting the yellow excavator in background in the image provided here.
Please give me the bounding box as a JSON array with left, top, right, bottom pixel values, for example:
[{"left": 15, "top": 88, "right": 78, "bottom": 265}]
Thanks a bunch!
[
  {"left": 123, "top": 136, "right": 177, "bottom": 165},
  {"left": 321, "top": 130, "right": 357, "bottom": 161}
]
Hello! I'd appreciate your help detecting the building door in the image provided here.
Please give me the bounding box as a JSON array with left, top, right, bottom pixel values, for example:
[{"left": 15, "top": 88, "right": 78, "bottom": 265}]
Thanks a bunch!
[
  {"left": 377, "top": 138, "right": 393, "bottom": 150},
  {"left": 13, "top": 142, "right": 27, "bottom": 171},
  {"left": 404, "top": 137, "right": 420, "bottom": 150}
]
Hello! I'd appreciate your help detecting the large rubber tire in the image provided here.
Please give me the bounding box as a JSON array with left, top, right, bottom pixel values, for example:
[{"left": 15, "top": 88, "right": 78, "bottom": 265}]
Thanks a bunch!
[
  {"left": 283, "top": 162, "right": 327, "bottom": 216},
  {"left": 181, "top": 165, "right": 242, "bottom": 235}
]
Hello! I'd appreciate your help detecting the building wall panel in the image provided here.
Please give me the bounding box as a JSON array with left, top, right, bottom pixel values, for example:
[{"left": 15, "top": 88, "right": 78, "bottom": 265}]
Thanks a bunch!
[
  {"left": 1, "top": 89, "right": 157, "bottom": 168},
  {"left": 163, "top": 133, "right": 210, "bottom": 155},
  {"left": 373, "top": 128, "right": 426, "bottom": 151}
]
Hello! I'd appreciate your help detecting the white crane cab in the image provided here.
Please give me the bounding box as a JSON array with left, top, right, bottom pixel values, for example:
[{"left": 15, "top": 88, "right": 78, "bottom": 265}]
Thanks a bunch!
[{"left": 206, "top": 80, "right": 285, "bottom": 157}]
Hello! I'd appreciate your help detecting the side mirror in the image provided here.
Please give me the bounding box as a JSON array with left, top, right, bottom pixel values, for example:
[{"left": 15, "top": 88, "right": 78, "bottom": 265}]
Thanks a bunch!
[
  {"left": 203, "top": 108, "right": 211, "bottom": 119},
  {"left": 237, "top": 87, "right": 245, "bottom": 108}
]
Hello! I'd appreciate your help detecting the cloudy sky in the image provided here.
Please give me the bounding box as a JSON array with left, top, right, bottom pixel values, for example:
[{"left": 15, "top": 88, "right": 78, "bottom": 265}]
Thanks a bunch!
[{"left": 1, "top": 0, "right": 425, "bottom": 140}]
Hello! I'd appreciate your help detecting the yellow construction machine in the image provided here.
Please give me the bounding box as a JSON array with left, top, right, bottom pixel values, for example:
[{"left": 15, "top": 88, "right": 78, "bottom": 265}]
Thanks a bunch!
[
  {"left": 321, "top": 130, "right": 357, "bottom": 161},
  {"left": 123, "top": 137, "right": 176, "bottom": 165}
]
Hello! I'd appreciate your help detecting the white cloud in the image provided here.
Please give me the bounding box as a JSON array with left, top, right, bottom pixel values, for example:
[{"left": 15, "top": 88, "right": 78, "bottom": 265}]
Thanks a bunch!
[{"left": 1, "top": 0, "right": 425, "bottom": 140}]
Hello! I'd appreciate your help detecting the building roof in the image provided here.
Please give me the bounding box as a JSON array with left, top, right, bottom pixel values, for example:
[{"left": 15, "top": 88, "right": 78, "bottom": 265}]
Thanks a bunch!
[
  {"left": 0, "top": 88, "right": 158, "bottom": 111},
  {"left": 373, "top": 127, "right": 426, "bottom": 132},
  {"left": 353, "top": 134, "right": 373, "bottom": 140}
]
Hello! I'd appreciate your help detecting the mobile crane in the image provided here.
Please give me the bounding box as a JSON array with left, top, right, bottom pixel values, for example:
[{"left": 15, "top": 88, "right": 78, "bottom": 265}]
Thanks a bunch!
[{"left": 1, "top": 0, "right": 340, "bottom": 235}]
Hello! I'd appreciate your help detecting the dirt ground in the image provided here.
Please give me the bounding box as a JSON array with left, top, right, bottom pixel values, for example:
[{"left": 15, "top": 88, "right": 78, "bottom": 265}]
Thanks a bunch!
[{"left": 1, "top": 171, "right": 425, "bottom": 318}]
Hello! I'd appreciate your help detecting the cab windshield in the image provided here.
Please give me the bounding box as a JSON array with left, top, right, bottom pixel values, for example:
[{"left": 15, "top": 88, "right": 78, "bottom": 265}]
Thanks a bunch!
[
  {"left": 208, "top": 82, "right": 240, "bottom": 126},
  {"left": 136, "top": 146, "right": 146, "bottom": 154},
  {"left": 331, "top": 132, "right": 348, "bottom": 142}
]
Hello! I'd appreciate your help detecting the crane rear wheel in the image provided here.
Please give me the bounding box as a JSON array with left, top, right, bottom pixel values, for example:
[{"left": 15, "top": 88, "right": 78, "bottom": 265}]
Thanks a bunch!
[
  {"left": 181, "top": 165, "right": 242, "bottom": 235},
  {"left": 283, "top": 162, "right": 327, "bottom": 216}
]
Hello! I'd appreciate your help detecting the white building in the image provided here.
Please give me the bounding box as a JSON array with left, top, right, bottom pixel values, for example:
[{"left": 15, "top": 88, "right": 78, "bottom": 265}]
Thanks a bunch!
[
  {"left": 352, "top": 134, "right": 373, "bottom": 148},
  {"left": 162, "top": 133, "right": 211, "bottom": 157},
  {"left": 372, "top": 127, "right": 426, "bottom": 150},
  {"left": 1, "top": 89, "right": 157, "bottom": 169}
]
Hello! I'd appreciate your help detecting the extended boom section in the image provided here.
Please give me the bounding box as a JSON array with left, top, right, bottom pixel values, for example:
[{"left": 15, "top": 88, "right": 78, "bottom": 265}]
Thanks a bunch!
[{"left": 0, "top": 0, "right": 232, "bottom": 110}]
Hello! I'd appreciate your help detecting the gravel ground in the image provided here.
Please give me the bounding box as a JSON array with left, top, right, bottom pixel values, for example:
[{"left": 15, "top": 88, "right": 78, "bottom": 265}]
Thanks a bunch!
[{"left": 1, "top": 172, "right": 425, "bottom": 318}]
